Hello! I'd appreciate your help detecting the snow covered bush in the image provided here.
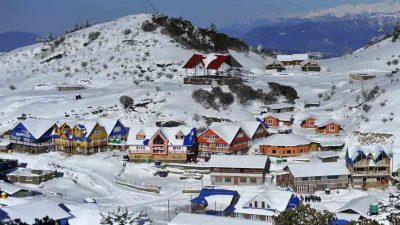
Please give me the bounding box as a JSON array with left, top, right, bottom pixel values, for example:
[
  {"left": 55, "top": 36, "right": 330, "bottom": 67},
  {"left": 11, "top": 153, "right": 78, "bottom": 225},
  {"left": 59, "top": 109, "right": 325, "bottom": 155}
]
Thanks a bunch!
[
  {"left": 123, "top": 29, "right": 131, "bottom": 35},
  {"left": 362, "top": 104, "right": 372, "bottom": 113},
  {"left": 88, "top": 31, "right": 101, "bottom": 42},
  {"left": 100, "top": 207, "right": 152, "bottom": 225},
  {"left": 273, "top": 204, "right": 334, "bottom": 225},
  {"left": 141, "top": 20, "right": 157, "bottom": 32},
  {"left": 192, "top": 89, "right": 217, "bottom": 110},
  {"left": 9, "top": 85, "right": 16, "bottom": 90},
  {"left": 119, "top": 95, "right": 134, "bottom": 109}
]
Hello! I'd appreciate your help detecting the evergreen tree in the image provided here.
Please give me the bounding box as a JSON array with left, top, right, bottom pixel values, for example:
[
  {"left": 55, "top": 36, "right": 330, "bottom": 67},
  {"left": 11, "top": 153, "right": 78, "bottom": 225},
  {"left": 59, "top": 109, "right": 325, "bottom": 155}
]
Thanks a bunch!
[{"left": 273, "top": 204, "right": 334, "bottom": 225}]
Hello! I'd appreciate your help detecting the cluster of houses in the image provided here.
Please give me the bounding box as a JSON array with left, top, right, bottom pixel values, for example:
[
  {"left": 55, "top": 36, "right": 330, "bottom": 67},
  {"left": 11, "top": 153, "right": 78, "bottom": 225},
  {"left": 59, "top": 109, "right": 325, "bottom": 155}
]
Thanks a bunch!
[{"left": 265, "top": 54, "right": 322, "bottom": 72}]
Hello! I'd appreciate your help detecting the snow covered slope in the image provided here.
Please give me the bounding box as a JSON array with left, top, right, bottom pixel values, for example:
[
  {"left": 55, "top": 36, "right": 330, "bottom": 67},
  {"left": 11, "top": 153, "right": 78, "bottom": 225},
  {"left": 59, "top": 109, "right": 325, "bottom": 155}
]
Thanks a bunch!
[{"left": 0, "top": 14, "right": 266, "bottom": 129}]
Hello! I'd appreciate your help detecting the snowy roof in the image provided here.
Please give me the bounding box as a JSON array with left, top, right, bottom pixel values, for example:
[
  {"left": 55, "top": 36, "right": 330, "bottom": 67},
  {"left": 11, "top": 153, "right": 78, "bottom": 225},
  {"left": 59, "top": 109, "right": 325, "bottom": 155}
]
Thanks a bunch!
[
  {"left": 0, "top": 139, "right": 10, "bottom": 147},
  {"left": 277, "top": 54, "right": 309, "bottom": 62},
  {"left": 1, "top": 200, "right": 73, "bottom": 224},
  {"left": 127, "top": 126, "right": 195, "bottom": 146},
  {"left": 208, "top": 155, "right": 269, "bottom": 169},
  {"left": 19, "top": 119, "right": 55, "bottom": 139},
  {"left": 236, "top": 189, "right": 293, "bottom": 214},
  {"left": 208, "top": 124, "right": 242, "bottom": 144},
  {"left": 337, "top": 195, "right": 379, "bottom": 217},
  {"left": 300, "top": 59, "right": 320, "bottom": 66},
  {"left": 316, "top": 151, "right": 340, "bottom": 159},
  {"left": 263, "top": 112, "right": 293, "bottom": 121},
  {"left": 266, "top": 60, "right": 284, "bottom": 67},
  {"left": 259, "top": 133, "right": 310, "bottom": 147},
  {"left": 169, "top": 213, "right": 272, "bottom": 225},
  {"left": 265, "top": 103, "right": 294, "bottom": 110},
  {"left": 300, "top": 114, "right": 318, "bottom": 121},
  {"left": 7, "top": 168, "right": 54, "bottom": 177},
  {"left": 315, "top": 119, "right": 341, "bottom": 127},
  {"left": 212, "top": 120, "right": 265, "bottom": 139},
  {"left": 98, "top": 118, "right": 120, "bottom": 136},
  {"left": 347, "top": 144, "right": 391, "bottom": 161},
  {"left": 0, "top": 181, "right": 25, "bottom": 195},
  {"left": 286, "top": 161, "right": 350, "bottom": 177},
  {"left": 204, "top": 195, "right": 234, "bottom": 211}
]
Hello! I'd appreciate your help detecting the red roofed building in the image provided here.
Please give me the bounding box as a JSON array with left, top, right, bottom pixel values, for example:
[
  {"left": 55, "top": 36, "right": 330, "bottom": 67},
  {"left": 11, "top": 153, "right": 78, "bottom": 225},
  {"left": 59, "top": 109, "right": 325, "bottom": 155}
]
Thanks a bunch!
[
  {"left": 183, "top": 54, "right": 206, "bottom": 76},
  {"left": 206, "top": 54, "right": 242, "bottom": 76}
]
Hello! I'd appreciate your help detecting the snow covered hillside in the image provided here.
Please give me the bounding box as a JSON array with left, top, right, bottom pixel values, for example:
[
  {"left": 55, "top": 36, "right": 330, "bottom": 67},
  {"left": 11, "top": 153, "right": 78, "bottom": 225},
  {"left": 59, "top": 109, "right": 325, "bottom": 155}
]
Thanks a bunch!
[{"left": 0, "top": 14, "right": 267, "bottom": 130}]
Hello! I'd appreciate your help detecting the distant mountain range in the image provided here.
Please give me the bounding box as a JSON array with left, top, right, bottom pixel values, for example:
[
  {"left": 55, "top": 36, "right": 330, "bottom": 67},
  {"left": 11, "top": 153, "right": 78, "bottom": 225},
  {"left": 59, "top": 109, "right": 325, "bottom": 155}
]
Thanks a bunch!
[
  {"left": 0, "top": 31, "right": 38, "bottom": 52},
  {"left": 220, "top": 1, "right": 400, "bottom": 57}
]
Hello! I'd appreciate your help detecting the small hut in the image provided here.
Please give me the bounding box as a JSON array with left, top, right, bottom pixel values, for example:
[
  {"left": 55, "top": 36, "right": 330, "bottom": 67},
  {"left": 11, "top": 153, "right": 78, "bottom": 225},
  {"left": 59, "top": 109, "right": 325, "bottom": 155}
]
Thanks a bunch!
[
  {"left": 266, "top": 60, "right": 285, "bottom": 72},
  {"left": 300, "top": 59, "right": 321, "bottom": 72}
]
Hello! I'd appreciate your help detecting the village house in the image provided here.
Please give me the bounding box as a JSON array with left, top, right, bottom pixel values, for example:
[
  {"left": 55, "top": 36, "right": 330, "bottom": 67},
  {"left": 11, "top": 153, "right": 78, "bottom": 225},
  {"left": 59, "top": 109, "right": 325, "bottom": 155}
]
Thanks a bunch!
[
  {"left": 9, "top": 119, "right": 55, "bottom": 154},
  {"left": 277, "top": 54, "right": 309, "bottom": 66},
  {"left": 300, "top": 59, "right": 321, "bottom": 72},
  {"left": 0, "top": 181, "right": 41, "bottom": 197},
  {"left": 6, "top": 168, "right": 57, "bottom": 185},
  {"left": 346, "top": 145, "right": 391, "bottom": 189},
  {"left": 211, "top": 121, "right": 269, "bottom": 143},
  {"left": 258, "top": 133, "right": 314, "bottom": 157},
  {"left": 309, "top": 138, "right": 345, "bottom": 151},
  {"left": 263, "top": 113, "right": 293, "bottom": 127},
  {"left": 169, "top": 213, "right": 272, "bottom": 225},
  {"left": 300, "top": 115, "right": 318, "bottom": 128},
  {"left": 265, "top": 60, "right": 285, "bottom": 72},
  {"left": 315, "top": 120, "right": 341, "bottom": 135},
  {"left": 0, "top": 158, "right": 18, "bottom": 173},
  {"left": 191, "top": 188, "right": 240, "bottom": 216},
  {"left": 127, "top": 127, "right": 197, "bottom": 162},
  {"left": 336, "top": 195, "right": 380, "bottom": 222},
  {"left": 234, "top": 189, "right": 299, "bottom": 222},
  {"left": 198, "top": 124, "right": 249, "bottom": 156},
  {"left": 183, "top": 54, "right": 242, "bottom": 76},
  {"left": 276, "top": 161, "right": 350, "bottom": 193},
  {"left": 316, "top": 151, "right": 341, "bottom": 162},
  {"left": 261, "top": 103, "right": 295, "bottom": 114},
  {"left": 53, "top": 121, "right": 108, "bottom": 155},
  {"left": 208, "top": 155, "right": 270, "bottom": 186},
  {"left": 98, "top": 118, "right": 129, "bottom": 147}
]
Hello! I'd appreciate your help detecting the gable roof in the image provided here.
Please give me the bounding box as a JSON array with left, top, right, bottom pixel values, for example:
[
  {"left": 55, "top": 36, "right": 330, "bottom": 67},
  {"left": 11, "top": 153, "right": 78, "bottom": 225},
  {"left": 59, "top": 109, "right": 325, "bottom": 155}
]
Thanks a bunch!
[
  {"left": 337, "top": 196, "right": 379, "bottom": 217},
  {"left": 300, "top": 59, "right": 320, "bottom": 66},
  {"left": 183, "top": 54, "right": 206, "bottom": 69},
  {"left": 207, "top": 124, "right": 243, "bottom": 144},
  {"left": 277, "top": 54, "right": 309, "bottom": 62},
  {"left": 259, "top": 133, "right": 310, "bottom": 147},
  {"left": 75, "top": 121, "right": 98, "bottom": 138},
  {"left": 237, "top": 121, "right": 266, "bottom": 138},
  {"left": 169, "top": 213, "right": 271, "bottom": 225},
  {"left": 127, "top": 126, "right": 196, "bottom": 146},
  {"left": 286, "top": 161, "right": 350, "bottom": 177},
  {"left": 266, "top": 60, "right": 285, "bottom": 67},
  {"left": 347, "top": 144, "right": 391, "bottom": 161},
  {"left": 206, "top": 55, "right": 242, "bottom": 69},
  {"left": 315, "top": 119, "right": 341, "bottom": 128},
  {"left": 264, "top": 113, "right": 293, "bottom": 122},
  {"left": 208, "top": 155, "right": 269, "bottom": 169},
  {"left": 19, "top": 119, "right": 55, "bottom": 139},
  {"left": 98, "top": 118, "right": 121, "bottom": 136},
  {"left": 1, "top": 200, "right": 73, "bottom": 224}
]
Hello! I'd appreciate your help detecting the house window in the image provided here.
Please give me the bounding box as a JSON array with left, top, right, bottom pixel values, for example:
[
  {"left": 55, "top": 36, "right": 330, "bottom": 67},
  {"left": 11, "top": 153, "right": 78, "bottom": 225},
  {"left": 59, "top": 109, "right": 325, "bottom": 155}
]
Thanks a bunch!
[
  {"left": 272, "top": 150, "right": 277, "bottom": 154},
  {"left": 94, "top": 129, "right": 100, "bottom": 135},
  {"left": 236, "top": 213, "right": 243, "bottom": 218},
  {"left": 309, "top": 121, "right": 315, "bottom": 126},
  {"left": 327, "top": 175, "right": 339, "bottom": 179},
  {"left": 225, "top": 177, "right": 232, "bottom": 183},
  {"left": 255, "top": 201, "right": 258, "bottom": 208},
  {"left": 237, "top": 133, "right": 244, "bottom": 138},
  {"left": 250, "top": 178, "right": 257, "bottom": 183},
  {"left": 329, "top": 126, "right": 335, "bottom": 131},
  {"left": 302, "top": 177, "right": 308, "bottom": 181},
  {"left": 114, "top": 126, "right": 121, "bottom": 132},
  {"left": 240, "top": 177, "right": 247, "bottom": 183},
  {"left": 262, "top": 202, "right": 265, "bottom": 208},
  {"left": 287, "top": 150, "right": 291, "bottom": 154},
  {"left": 268, "top": 119, "right": 273, "bottom": 124},
  {"left": 215, "top": 177, "right": 222, "bottom": 182},
  {"left": 315, "top": 176, "right": 321, "bottom": 180}
]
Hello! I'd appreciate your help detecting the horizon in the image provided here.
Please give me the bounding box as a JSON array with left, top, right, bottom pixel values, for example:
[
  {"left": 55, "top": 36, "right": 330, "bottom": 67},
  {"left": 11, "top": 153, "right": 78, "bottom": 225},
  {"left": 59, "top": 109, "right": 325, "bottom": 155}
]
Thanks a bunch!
[{"left": 0, "top": 0, "right": 382, "bottom": 36}]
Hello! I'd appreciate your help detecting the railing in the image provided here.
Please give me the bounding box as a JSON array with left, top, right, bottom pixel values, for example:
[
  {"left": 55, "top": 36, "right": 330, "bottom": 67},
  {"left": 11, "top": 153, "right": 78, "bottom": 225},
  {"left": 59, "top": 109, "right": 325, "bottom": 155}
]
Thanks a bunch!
[{"left": 10, "top": 140, "right": 52, "bottom": 147}]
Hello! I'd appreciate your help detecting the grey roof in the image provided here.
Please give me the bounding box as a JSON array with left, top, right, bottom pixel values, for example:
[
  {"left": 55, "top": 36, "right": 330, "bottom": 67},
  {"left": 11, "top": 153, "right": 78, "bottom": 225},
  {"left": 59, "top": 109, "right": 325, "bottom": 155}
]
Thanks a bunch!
[
  {"left": 286, "top": 161, "right": 350, "bottom": 177},
  {"left": 259, "top": 133, "right": 310, "bottom": 147},
  {"left": 337, "top": 195, "right": 379, "bottom": 217}
]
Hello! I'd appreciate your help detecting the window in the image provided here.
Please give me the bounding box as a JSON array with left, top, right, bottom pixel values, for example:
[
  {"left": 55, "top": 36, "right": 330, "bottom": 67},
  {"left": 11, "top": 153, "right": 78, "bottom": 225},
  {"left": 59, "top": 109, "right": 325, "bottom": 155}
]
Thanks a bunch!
[
  {"left": 225, "top": 177, "right": 232, "bottom": 183},
  {"left": 114, "top": 126, "right": 121, "bottom": 132},
  {"left": 302, "top": 177, "right": 309, "bottom": 181},
  {"left": 250, "top": 178, "right": 257, "bottom": 183},
  {"left": 237, "top": 133, "right": 244, "bottom": 138},
  {"left": 329, "top": 126, "right": 335, "bottom": 131},
  {"left": 240, "top": 177, "right": 247, "bottom": 183},
  {"left": 268, "top": 119, "right": 273, "bottom": 124},
  {"left": 287, "top": 150, "right": 291, "bottom": 154},
  {"left": 215, "top": 177, "right": 222, "bottom": 182},
  {"left": 272, "top": 150, "right": 277, "bottom": 154},
  {"left": 262, "top": 202, "right": 265, "bottom": 208},
  {"left": 309, "top": 120, "right": 315, "bottom": 126},
  {"left": 327, "top": 175, "right": 339, "bottom": 179},
  {"left": 254, "top": 201, "right": 258, "bottom": 208},
  {"left": 315, "top": 176, "right": 321, "bottom": 180},
  {"left": 94, "top": 129, "right": 100, "bottom": 135},
  {"left": 236, "top": 213, "right": 243, "bottom": 218}
]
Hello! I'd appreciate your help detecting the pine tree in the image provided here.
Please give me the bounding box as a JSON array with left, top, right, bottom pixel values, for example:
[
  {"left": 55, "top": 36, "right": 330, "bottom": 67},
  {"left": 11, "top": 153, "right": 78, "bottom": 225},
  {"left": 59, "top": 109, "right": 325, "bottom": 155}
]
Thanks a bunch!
[{"left": 274, "top": 204, "right": 334, "bottom": 225}]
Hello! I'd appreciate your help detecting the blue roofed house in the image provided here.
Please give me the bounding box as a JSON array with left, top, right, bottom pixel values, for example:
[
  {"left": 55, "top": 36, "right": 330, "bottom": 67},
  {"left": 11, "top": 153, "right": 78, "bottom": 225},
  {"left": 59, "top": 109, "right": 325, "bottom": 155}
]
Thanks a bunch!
[
  {"left": 127, "top": 127, "right": 198, "bottom": 162},
  {"left": 9, "top": 119, "right": 55, "bottom": 154},
  {"left": 98, "top": 118, "right": 129, "bottom": 146},
  {"left": 191, "top": 188, "right": 240, "bottom": 216}
]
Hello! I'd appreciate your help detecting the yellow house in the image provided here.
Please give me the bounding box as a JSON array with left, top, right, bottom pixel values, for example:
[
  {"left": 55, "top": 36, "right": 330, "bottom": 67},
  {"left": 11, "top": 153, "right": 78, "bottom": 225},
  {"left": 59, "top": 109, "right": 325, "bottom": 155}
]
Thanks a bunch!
[{"left": 54, "top": 121, "right": 108, "bottom": 155}]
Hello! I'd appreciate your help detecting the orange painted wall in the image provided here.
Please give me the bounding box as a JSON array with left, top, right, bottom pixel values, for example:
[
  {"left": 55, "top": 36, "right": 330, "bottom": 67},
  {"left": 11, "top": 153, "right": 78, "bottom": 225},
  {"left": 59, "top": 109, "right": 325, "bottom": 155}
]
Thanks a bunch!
[
  {"left": 301, "top": 118, "right": 316, "bottom": 128},
  {"left": 315, "top": 123, "right": 340, "bottom": 135},
  {"left": 264, "top": 116, "right": 279, "bottom": 127},
  {"left": 260, "top": 144, "right": 310, "bottom": 157}
]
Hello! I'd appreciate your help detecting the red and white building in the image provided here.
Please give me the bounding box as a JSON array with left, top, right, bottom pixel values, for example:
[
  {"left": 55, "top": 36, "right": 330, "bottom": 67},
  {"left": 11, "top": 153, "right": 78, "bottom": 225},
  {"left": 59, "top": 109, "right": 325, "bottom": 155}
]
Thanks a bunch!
[
  {"left": 182, "top": 53, "right": 242, "bottom": 76},
  {"left": 315, "top": 120, "right": 341, "bottom": 135},
  {"left": 263, "top": 113, "right": 293, "bottom": 127}
]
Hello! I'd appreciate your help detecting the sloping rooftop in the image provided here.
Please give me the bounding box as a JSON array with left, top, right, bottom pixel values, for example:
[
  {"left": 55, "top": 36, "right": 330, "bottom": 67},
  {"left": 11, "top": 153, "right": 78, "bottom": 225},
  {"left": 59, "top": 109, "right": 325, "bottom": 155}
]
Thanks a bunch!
[
  {"left": 263, "top": 112, "right": 293, "bottom": 122},
  {"left": 208, "top": 124, "right": 242, "bottom": 144},
  {"left": 286, "top": 161, "right": 350, "bottom": 177},
  {"left": 208, "top": 155, "right": 269, "bottom": 169},
  {"left": 259, "top": 133, "right": 310, "bottom": 147},
  {"left": 1, "top": 200, "right": 73, "bottom": 224},
  {"left": 337, "top": 195, "right": 379, "bottom": 217},
  {"left": 19, "top": 119, "right": 55, "bottom": 139},
  {"left": 277, "top": 54, "right": 309, "bottom": 62},
  {"left": 347, "top": 144, "right": 391, "bottom": 161},
  {"left": 127, "top": 126, "right": 196, "bottom": 146},
  {"left": 169, "top": 213, "right": 272, "bottom": 225},
  {"left": 97, "top": 118, "right": 119, "bottom": 136}
]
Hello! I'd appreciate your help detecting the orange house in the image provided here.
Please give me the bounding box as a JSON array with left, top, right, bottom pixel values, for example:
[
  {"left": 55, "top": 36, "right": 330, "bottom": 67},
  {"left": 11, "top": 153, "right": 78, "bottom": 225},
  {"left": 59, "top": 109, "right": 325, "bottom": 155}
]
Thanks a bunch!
[
  {"left": 258, "top": 133, "right": 312, "bottom": 157},
  {"left": 263, "top": 113, "right": 293, "bottom": 127},
  {"left": 300, "top": 116, "right": 317, "bottom": 128},
  {"left": 198, "top": 125, "right": 249, "bottom": 156},
  {"left": 315, "top": 120, "right": 341, "bottom": 135}
]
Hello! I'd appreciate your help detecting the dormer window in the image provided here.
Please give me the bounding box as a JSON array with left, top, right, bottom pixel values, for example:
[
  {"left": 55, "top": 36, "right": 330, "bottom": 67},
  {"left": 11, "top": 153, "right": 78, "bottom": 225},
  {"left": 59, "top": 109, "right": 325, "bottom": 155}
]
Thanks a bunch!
[
  {"left": 136, "top": 134, "right": 145, "bottom": 140},
  {"left": 175, "top": 132, "right": 184, "bottom": 140}
]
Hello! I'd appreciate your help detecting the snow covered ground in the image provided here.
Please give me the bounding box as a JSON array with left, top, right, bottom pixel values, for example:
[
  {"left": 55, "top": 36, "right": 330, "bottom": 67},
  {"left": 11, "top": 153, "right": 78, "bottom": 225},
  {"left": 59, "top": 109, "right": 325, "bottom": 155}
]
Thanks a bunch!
[{"left": 1, "top": 12, "right": 400, "bottom": 224}]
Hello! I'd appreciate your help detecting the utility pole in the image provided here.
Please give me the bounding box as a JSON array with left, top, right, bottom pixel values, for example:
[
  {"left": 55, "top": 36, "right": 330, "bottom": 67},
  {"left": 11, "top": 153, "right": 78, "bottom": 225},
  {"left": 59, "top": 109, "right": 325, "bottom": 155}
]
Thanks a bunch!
[{"left": 167, "top": 199, "right": 170, "bottom": 221}]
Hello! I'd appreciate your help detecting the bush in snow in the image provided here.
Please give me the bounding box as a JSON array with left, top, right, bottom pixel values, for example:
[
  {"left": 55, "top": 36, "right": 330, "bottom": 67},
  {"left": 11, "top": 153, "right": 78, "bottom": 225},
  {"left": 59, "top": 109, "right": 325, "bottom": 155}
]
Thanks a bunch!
[
  {"left": 9, "top": 85, "right": 16, "bottom": 91},
  {"left": 100, "top": 207, "right": 152, "bottom": 225},
  {"left": 81, "top": 61, "right": 88, "bottom": 68},
  {"left": 393, "top": 59, "right": 399, "bottom": 65},
  {"left": 88, "top": 31, "right": 101, "bottom": 42},
  {"left": 383, "top": 118, "right": 388, "bottom": 123},
  {"left": 123, "top": 29, "right": 131, "bottom": 35},
  {"left": 192, "top": 89, "right": 218, "bottom": 110},
  {"left": 268, "top": 82, "right": 298, "bottom": 103},
  {"left": 141, "top": 20, "right": 157, "bottom": 32},
  {"left": 362, "top": 104, "right": 372, "bottom": 113},
  {"left": 273, "top": 204, "right": 334, "bottom": 225},
  {"left": 119, "top": 95, "right": 134, "bottom": 109},
  {"left": 348, "top": 219, "right": 381, "bottom": 225}
]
